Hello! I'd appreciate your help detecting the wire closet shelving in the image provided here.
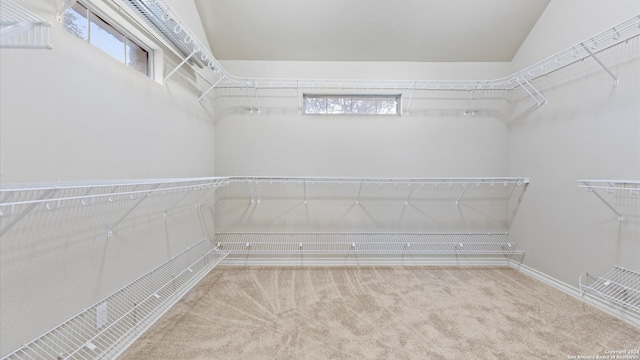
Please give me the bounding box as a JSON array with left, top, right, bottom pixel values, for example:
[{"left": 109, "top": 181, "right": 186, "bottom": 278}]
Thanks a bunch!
[
  {"left": 1, "top": 240, "right": 228, "bottom": 360},
  {"left": 580, "top": 266, "right": 640, "bottom": 314},
  {"left": 108, "top": 0, "right": 640, "bottom": 110},
  {"left": 213, "top": 176, "right": 529, "bottom": 261},
  {"left": 216, "top": 232, "right": 523, "bottom": 256},
  {"left": 1, "top": 177, "right": 232, "bottom": 360},
  {"left": 0, "top": 175, "right": 529, "bottom": 359},
  {"left": 0, "top": 0, "right": 52, "bottom": 49},
  {"left": 577, "top": 180, "right": 640, "bottom": 222},
  {"left": 0, "top": 176, "right": 528, "bottom": 238}
]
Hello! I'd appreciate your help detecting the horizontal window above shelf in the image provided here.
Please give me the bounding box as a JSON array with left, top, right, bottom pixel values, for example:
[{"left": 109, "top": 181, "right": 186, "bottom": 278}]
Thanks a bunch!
[{"left": 110, "top": 0, "right": 639, "bottom": 108}]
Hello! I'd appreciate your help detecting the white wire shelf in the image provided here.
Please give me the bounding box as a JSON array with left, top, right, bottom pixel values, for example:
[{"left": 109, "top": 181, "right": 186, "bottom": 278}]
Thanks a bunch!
[
  {"left": 0, "top": 176, "right": 527, "bottom": 357},
  {"left": 111, "top": 0, "right": 639, "bottom": 105},
  {"left": 0, "top": 177, "right": 230, "bottom": 237},
  {"left": 0, "top": 176, "right": 528, "bottom": 237},
  {"left": 577, "top": 180, "right": 640, "bottom": 222},
  {"left": 580, "top": 266, "right": 640, "bottom": 313},
  {"left": 1, "top": 240, "right": 228, "bottom": 360},
  {"left": 0, "top": 0, "right": 52, "bottom": 49},
  {"left": 216, "top": 232, "right": 524, "bottom": 256}
]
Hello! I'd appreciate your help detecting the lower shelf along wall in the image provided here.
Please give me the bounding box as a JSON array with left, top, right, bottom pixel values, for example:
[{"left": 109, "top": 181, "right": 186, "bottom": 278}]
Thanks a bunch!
[
  {"left": 1, "top": 240, "right": 228, "bottom": 360},
  {"left": 215, "top": 232, "right": 524, "bottom": 265},
  {"left": 580, "top": 266, "right": 640, "bottom": 314}
]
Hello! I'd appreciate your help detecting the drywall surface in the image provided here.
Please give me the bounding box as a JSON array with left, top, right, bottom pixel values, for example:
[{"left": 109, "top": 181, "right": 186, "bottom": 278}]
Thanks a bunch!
[
  {"left": 214, "top": 61, "right": 512, "bottom": 178},
  {"left": 0, "top": 2, "right": 216, "bottom": 183},
  {"left": 215, "top": 180, "right": 526, "bottom": 234},
  {"left": 508, "top": 0, "right": 640, "bottom": 288},
  {"left": 0, "top": 0, "right": 216, "bottom": 356},
  {"left": 213, "top": 61, "right": 515, "bottom": 246},
  {"left": 510, "top": 0, "right": 639, "bottom": 71}
]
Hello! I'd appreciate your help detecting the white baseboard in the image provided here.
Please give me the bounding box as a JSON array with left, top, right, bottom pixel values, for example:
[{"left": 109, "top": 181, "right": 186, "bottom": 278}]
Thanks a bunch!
[{"left": 509, "top": 261, "right": 640, "bottom": 329}]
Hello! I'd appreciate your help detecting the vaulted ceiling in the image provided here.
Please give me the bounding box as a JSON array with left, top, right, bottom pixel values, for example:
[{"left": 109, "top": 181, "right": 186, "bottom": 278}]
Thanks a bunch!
[{"left": 195, "top": 0, "right": 550, "bottom": 62}]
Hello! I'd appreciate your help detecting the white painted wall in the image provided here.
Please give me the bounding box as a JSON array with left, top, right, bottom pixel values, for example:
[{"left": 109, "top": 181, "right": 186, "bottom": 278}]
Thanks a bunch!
[
  {"left": 2, "top": 0, "right": 638, "bottom": 356},
  {"left": 213, "top": 61, "right": 516, "bottom": 238},
  {"left": 0, "top": 0, "right": 216, "bottom": 356},
  {"left": 508, "top": 0, "right": 640, "bottom": 287},
  {"left": 215, "top": 61, "right": 512, "bottom": 178}
]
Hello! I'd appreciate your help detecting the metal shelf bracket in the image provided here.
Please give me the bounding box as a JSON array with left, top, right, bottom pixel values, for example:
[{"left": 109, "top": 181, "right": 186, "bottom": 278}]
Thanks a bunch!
[
  {"left": 55, "top": 0, "right": 78, "bottom": 23},
  {"left": 581, "top": 42, "right": 620, "bottom": 85},
  {"left": 578, "top": 180, "right": 640, "bottom": 222}
]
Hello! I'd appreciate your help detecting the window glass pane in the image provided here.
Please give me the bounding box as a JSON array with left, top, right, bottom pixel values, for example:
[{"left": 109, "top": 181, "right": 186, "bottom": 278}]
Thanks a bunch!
[
  {"left": 64, "top": 3, "right": 88, "bottom": 40},
  {"left": 352, "top": 98, "right": 376, "bottom": 114},
  {"left": 377, "top": 98, "right": 398, "bottom": 115},
  {"left": 126, "top": 39, "right": 148, "bottom": 75},
  {"left": 303, "top": 95, "right": 400, "bottom": 115},
  {"left": 327, "top": 97, "right": 350, "bottom": 114},
  {"left": 90, "top": 13, "right": 125, "bottom": 62},
  {"left": 305, "top": 97, "right": 326, "bottom": 114}
]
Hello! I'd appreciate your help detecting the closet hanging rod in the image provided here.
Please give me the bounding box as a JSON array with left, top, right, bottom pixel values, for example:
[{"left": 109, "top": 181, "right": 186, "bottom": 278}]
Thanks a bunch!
[{"left": 114, "top": 0, "right": 639, "bottom": 98}]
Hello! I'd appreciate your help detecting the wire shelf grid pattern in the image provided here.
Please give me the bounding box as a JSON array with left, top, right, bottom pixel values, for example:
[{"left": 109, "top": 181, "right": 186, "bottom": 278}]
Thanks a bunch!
[
  {"left": 580, "top": 266, "right": 640, "bottom": 313},
  {"left": 111, "top": 0, "right": 639, "bottom": 101},
  {"left": 0, "top": 0, "right": 52, "bottom": 49},
  {"left": 577, "top": 180, "right": 640, "bottom": 222},
  {"left": 2, "top": 240, "right": 229, "bottom": 360},
  {"left": 0, "top": 178, "right": 230, "bottom": 237},
  {"left": 216, "top": 176, "right": 529, "bottom": 201},
  {"left": 1, "top": 176, "right": 528, "bottom": 238},
  {"left": 216, "top": 232, "right": 523, "bottom": 256}
]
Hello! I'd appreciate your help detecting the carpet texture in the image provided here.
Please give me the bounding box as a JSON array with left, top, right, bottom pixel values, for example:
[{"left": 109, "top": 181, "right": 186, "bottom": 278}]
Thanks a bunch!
[{"left": 120, "top": 267, "right": 640, "bottom": 359}]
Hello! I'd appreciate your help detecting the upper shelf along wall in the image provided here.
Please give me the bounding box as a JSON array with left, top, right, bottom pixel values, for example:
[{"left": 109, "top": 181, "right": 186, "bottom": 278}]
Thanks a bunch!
[{"left": 108, "top": 0, "right": 639, "bottom": 109}]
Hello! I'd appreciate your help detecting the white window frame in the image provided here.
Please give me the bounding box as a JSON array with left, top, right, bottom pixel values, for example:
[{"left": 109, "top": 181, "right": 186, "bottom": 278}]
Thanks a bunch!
[
  {"left": 303, "top": 94, "right": 402, "bottom": 116},
  {"left": 61, "top": 0, "right": 164, "bottom": 84}
]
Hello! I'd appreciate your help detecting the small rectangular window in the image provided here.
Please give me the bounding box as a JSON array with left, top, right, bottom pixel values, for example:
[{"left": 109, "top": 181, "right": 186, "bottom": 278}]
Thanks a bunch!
[
  {"left": 126, "top": 38, "right": 148, "bottom": 74},
  {"left": 303, "top": 94, "right": 401, "bottom": 115},
  {"left": 64, "top": 2, "right": 150, "bottom": 77},
  {"left": 64, "top": 2, "right": 89, "bottom": 40},
  {"left": 90, "top": 13, "right": 125, "bottom": 62}
]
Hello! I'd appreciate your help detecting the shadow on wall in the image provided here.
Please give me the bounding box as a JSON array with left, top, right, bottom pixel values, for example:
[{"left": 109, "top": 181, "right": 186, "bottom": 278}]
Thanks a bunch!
[{"left": 214, "top": 180, "right": 528, "bottom": 233}]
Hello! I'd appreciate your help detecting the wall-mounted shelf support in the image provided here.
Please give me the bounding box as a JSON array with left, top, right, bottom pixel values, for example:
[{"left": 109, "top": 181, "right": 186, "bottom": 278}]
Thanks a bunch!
[
  {"left": 355, "top": 182, "right": 363, "bottom": 205},
  {"left": 107, "top": 184, "right": 161, "bottom": 237},
  {"left": 114, "top": 0, "right": 639, "bottom": 105},
  {"left": 581, "top": 42, "right": 619, "bottom": 85},
  {"left": 165, "top": 48, "right": 198, "bottom": 82},
  {"left": 55, "top": 0, "right": 78, "bottom": 23},
  {"left": 2, "top": 239, "right": 229, "bottom": 360},
  {"left": 577, "top": 180, "right": 639, "bottom": 222},
  {"left": 197, "top": 77, "right": 225, "bottom": 103},
  {"left": 196, "top": 204, "right": 210, "bottom": 240},
  {"left": 0, "top": 188, "right": 56, "bottom": 237},
  {"left": 404, "top": 83, "right": 416, "bottom": 115},
  {"left": 580, "top": 266, "right": 640, "bottom": 313},
  {"left": 515, "top": 75, "right": 547, "bottom": 106},
  {"left": 219, "top": 176, "right": 529, "bottom": 208},
  {"left": 0, "top": 178, "right": 230, "bottom": 238},
  {"left": 303, "top": 181, "right": 308, "bottom": 205},
  {"left": 404, "top": 184, "right": 414, "bottom": 206},
  {"left": 463, "top": 82, "right": 487, "bottom": 115},
  {"left": 456, "top": 184, "right": 468, "bottom": 205},
  {"left": 248, "top": 83, "right": 261, "bottom": 113}
]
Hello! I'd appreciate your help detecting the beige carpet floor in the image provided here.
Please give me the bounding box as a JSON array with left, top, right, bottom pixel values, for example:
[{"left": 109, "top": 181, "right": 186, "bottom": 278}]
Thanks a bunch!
[{"left": 120, "top": 267, "right": 640, "bottom": 360}]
